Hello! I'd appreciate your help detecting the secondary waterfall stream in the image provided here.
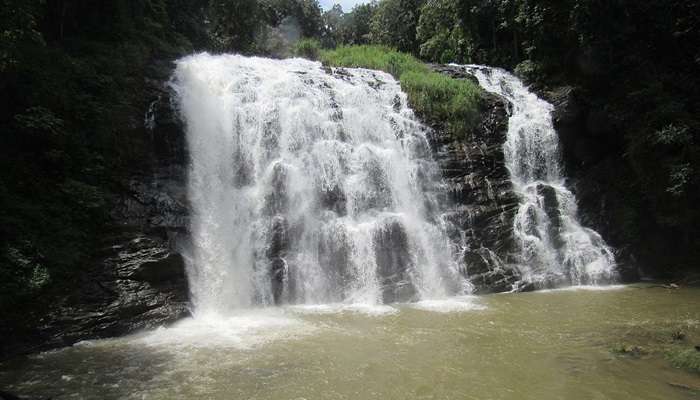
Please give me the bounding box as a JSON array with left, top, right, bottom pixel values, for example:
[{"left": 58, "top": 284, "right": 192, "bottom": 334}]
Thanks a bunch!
[
  {"left": 172, "top": 54, "right": 467, "bottom": 314},
  {"left": 463, "top": 65, "right": 617, "bottom": 287}
]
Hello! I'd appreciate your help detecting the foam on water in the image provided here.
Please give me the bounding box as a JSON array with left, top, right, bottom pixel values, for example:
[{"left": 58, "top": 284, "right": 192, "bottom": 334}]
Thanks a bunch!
[
  {"left": 288, "top": 303, "right": 399, "bottom": 316},
  {"left": 409, "top": 296, "right": 486, "bottom": 313},
  {"left": 536, "top": 284, "right": 628, "bottom": 293},
  {"left": 133, "top": 310, "right": 312, "bottom": 350}
]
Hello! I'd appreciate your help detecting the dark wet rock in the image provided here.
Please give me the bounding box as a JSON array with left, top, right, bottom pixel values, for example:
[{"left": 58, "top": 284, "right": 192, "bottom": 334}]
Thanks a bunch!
[
  {"left": 319, "top": 185, "right": 347, "bottom": 215},
  {"left": 374, "top": 218, "right": 418, "bottom": 303},
  {"left": 270, "top": 258, "right": 288, "bottom": 305},
  {"left": 430, "top": 64, "right": 480, "bottom": 85},
  {"left": 267, "top": 216, "right": 289, "bottom": 259},
  {"left": 0, "top": 392, "right": 48, "bottom": 400},
  {"left": 1, "top": 63, "right": 192, "bottom": 359},
  {"left": 265, "top": 162, "right": 290, "bottom": 215},
  {"left": 537, "top": 85, "right": 638, "bottom": 279},
  {"left": 537, "top": 184, "right": 564, "bottom": 250},
  {"left": 542, "top": 86, "right": 611, "bottom": 169},
  {"left": 428, "top": 64, "right": 521, "bottom": 293},
  {"left": 463, "top": 249, "right": 519, "bottom": 293},
  {"left": 0, "top": 391, "right": 22, "bottom": 400},
  {"left": 130, "top": 252, "right": 186, "bottom": 285},
  {"left": 35, "top": 235, "right": 190, "bottom": 351},
  {"left": 267, "top": 216, "right": 289, "bottom": 304}
]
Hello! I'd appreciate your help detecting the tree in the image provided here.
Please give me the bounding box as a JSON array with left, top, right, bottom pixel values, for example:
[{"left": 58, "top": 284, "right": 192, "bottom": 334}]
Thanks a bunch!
[
  {"left": 341, "top": 2, "right": 377, "bottom": 45},
  {"left": 208, "top": 0, "right": 263, "bottom": 52},
  {"left": 417, "top": 0, "right": 468, "bottom": 62},
  {"left": 0, "top": 0, "right": 44, "bottom": 72},
  {"left": 320, "top": 4, "right": 344, "bottom": 47},
  {"left": 369, "top": 0, "right": 425, "bottom": 53}
]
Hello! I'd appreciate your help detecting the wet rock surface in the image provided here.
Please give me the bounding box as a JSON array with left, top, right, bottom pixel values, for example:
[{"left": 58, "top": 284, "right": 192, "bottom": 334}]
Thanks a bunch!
[
  {"left": 537, "top": 85, "right": 638, "bottom": 280},
  {"left": 428, "top": 65, "right": 521, "bottom": 293},
  {"left": 374, "top": 218, "right": 418, "bottom": 303},
  {"left": 2, "top": 65, "right": 193, "bottom": 358},
  {"left": 36, "top": 235, "right": 190, "bottom": 350}
]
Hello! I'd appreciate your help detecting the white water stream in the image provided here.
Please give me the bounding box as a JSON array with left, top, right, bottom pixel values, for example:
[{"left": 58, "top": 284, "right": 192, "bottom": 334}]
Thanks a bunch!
[{"left": 463, "top": 65, "right": 617, "bottom": 287}]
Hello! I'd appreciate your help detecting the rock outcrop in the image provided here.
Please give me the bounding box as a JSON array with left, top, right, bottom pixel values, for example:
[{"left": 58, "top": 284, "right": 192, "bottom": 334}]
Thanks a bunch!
[
  {"left": 537, "top": 85, "right": 639, "bottom": 281},
  {"left": 428, "top": 65, "right": 521, "bottom": 293},
  {"left": 2, "top": 63, "right": 193, "bottom": 357}
]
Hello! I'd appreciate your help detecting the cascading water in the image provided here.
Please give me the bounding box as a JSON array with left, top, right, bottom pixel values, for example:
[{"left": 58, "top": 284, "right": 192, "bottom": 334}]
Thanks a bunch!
[
  {"left": 172, "top": 54, "right": 468, "bottom": 315},
  {"left": 463, "top": 65, "right": 617, "bottom": 287}
]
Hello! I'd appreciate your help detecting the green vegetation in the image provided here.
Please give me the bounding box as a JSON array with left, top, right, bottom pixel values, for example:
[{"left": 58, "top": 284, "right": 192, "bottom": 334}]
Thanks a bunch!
[
  {"left": 293, "top": 38, "right": 321, "bottom": 60},
  {"left": 321, "top": 45, "right": 481, "bottom": 137},
  {"left": 0, "top": 0, "right": 204, "bottom": 324},
  {"left": 610, "top": 343, "right": 648, "bottom": 358},
  {"left": 607, "top": 317, "right": 700, "bottom": 374},
  {"left": 320, "top": 45, "right": 428, "bottom": 77},
  {"left": 208, "top": 0, "right": 323, "bottom": 56},
  {"left": 668, "top": 348, "right": 700, "bottom": 374}
]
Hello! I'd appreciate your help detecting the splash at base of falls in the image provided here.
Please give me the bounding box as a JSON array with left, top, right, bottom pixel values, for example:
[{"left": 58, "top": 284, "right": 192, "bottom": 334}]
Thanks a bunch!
[
  {"left": 462, "top": 65, "right": 617, "bottom": 288},
  {"left": 172, "top": 54, "right": 468, "bottom": 315}
]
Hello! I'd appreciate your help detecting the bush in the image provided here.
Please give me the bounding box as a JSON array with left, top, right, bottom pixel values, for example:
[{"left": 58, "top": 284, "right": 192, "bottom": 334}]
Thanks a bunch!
[
  {"left": 321, "top": 45, "right": 481, "bottom": 138},
  {"left": 293, "top": 38, "right": 321, "bottom": 60}
]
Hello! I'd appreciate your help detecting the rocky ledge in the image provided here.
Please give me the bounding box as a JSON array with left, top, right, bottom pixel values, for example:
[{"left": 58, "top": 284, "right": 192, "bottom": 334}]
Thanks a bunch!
[{"left": 428, "top": 65, "right": 522, "bottom": 293}]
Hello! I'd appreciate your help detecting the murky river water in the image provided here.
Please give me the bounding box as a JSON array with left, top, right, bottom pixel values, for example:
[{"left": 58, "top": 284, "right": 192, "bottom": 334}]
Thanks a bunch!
[{"left": 1, "top": 286, "right": 698, "bottom": 399}]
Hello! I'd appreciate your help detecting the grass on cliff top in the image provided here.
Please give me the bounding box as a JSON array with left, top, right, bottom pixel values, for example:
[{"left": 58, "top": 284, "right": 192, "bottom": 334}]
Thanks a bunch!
[{"left": 320, "top": 45, "right": 482, "bottom": 138}]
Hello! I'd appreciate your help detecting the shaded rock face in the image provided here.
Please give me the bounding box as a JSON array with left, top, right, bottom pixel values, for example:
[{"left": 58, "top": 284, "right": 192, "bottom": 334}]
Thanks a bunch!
[
  {"left": 19, "top": 63, "right": 193, "bottom": 355},
  {"left": 428, "top": 65, "right": 521, "bottom": 293},
  {"left": 537, "top": 86, "right": 639, "bottom": 280},
  {"left": 37, "top": 236, "right": 189, "bottom": 350},
  {"left": 373, "top": 218, "right": 418, "bottom": 303}
]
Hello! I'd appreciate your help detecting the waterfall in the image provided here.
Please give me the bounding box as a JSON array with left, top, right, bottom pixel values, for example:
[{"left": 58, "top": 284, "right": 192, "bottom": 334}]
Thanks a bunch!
[
  {"left": 463, "top": 65, "right": 617, "bottom": 287},
  {"left": 171, "top": 54, "right": 468, "bottom": 315}
]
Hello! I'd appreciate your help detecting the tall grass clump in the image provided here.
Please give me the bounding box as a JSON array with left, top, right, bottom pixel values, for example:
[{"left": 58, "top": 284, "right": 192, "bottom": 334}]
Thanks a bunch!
[{"left": 321, "top": 45, "right": 482, "bottom": 138}]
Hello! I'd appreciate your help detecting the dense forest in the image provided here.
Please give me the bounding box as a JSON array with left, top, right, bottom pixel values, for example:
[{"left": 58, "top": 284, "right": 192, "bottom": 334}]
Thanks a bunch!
[{"left": 1, "top": 0, "right": 698, "bottom": 329}]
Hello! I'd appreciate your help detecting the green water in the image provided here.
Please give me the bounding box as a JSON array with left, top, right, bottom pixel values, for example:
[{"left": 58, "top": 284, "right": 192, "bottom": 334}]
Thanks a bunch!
[{"left": 1, "top": 286, "right": 698, "bottom": 399}]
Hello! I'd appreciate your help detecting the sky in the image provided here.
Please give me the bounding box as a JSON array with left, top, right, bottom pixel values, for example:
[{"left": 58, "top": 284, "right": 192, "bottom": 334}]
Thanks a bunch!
[{"left": 318, "top": 0, "right": 371, "bottom": 11}]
